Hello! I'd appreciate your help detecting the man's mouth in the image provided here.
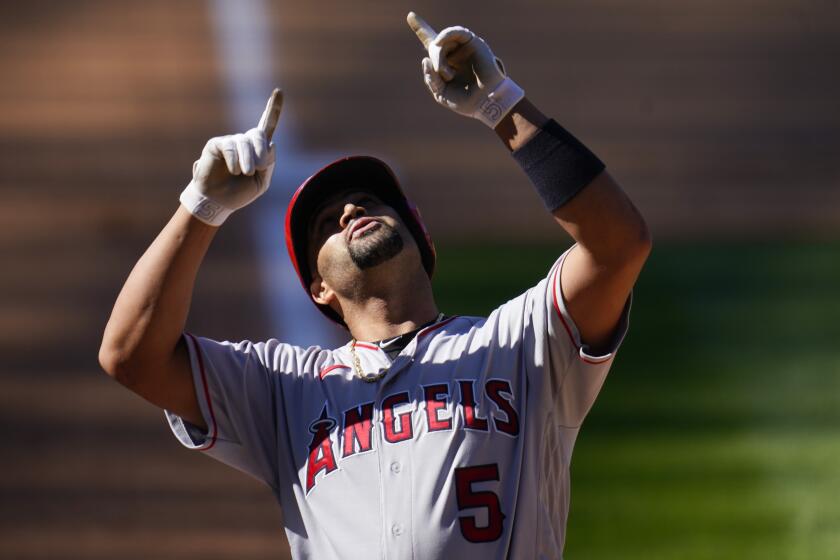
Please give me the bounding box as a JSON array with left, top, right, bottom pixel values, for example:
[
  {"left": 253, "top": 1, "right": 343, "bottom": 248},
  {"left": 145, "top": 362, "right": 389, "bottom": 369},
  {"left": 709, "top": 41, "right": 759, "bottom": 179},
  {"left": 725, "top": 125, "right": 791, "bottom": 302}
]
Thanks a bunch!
[{"left": 347, "top": 217, "right": 381, "bottom": 241}]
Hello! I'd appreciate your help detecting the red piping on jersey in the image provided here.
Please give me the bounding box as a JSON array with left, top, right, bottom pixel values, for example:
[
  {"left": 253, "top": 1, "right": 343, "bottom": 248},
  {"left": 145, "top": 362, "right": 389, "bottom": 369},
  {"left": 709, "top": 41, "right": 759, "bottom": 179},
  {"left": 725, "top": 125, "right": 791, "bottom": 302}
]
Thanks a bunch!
[
  {"left": 319, "top": 364, "right": 350, "bottom": 380},
  {"left": 185, "top": 333, "right": 218, "bottom": 451},
  {"left": 550, "top": 261, "right": 609, "bottom": 366},
  {"left": 418, "top": 315, "right": 459, "bottom": 340},
  {"left": 354, "top": 342, "right": 380, "bottom": 351}
]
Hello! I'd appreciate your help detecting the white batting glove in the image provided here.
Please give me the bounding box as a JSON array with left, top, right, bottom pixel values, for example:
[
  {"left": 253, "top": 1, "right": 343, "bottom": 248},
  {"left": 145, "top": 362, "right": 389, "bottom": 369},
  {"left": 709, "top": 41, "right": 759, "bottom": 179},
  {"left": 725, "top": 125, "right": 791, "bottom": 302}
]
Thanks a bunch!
[
  {"left": 179, "top": 89, "right": 283, "bottom": 226},
  {"left": 407, "top": 12, "right": 525, "bottom": 129}
]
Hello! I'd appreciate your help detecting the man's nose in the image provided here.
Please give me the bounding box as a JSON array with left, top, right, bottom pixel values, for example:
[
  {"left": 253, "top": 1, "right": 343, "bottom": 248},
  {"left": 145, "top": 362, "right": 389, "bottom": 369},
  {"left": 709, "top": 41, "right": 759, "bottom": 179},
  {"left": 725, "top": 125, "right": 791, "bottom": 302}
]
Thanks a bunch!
[{"left": 339, "top": 203, "right": 366, "bottom": 229}]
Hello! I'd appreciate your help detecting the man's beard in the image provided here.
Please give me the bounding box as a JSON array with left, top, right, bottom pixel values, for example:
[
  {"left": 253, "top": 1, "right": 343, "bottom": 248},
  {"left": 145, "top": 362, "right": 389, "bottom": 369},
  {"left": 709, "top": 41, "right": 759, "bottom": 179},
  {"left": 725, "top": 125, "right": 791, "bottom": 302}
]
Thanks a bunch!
[{"left": 348, "top": 223, "right": 404, "bottom": 270}]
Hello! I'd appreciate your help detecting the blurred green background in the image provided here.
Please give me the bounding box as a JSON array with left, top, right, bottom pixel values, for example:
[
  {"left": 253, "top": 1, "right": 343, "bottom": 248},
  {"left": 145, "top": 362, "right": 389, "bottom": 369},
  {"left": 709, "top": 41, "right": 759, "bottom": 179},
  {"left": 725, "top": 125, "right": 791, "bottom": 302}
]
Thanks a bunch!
[
  {"left": 435, "top": 242, "right": 840, "bottom": 559},
  {"left": 1, "top": 0, "right": 838, "bottom": 558}
]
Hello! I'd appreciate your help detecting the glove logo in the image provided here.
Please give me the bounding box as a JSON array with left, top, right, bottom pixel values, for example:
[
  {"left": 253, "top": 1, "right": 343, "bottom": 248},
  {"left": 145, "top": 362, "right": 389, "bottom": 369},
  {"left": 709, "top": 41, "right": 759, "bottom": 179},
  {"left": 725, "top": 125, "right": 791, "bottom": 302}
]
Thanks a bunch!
[
  {"left": 478, "top": 99, "right": 503, "bottom": 123},
  {"left": 194, "top": 199, "right": 222, "bottom": 222}
]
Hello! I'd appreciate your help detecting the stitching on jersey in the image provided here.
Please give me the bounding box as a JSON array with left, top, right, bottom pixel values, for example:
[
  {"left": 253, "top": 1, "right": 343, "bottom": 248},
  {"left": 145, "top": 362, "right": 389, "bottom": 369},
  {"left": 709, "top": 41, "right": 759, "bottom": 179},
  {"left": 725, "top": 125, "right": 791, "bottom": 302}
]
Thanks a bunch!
[{"left": 185, "top": 333, "right": 218, "bottom": 451}]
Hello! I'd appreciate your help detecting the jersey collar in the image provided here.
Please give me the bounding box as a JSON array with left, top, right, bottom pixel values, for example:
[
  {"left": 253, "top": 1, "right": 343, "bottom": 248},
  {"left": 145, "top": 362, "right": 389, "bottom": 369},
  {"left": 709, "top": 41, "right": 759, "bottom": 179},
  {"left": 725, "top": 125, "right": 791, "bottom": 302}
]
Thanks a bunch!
[{"left": 336, "top": 315, "right": 461, "bottom": 382}]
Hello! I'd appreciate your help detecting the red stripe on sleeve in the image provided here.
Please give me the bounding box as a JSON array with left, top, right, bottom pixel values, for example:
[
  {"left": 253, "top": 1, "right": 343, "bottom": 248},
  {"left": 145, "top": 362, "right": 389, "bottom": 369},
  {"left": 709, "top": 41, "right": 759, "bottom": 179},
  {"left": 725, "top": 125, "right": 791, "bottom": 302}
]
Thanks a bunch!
[
  {"left": 550, "top": 263, "right": 613, "bottom": 365},
  {"left": 185, "top": 333, "right": 218, "bottom": 451},
  {"left": 551, "top": 262, "right": 580, "bottom": 350}
]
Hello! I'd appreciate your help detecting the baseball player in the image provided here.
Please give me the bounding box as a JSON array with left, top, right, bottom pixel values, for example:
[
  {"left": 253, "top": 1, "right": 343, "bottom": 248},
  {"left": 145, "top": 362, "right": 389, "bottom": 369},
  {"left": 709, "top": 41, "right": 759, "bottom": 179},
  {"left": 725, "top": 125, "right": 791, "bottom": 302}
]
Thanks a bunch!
[{"left": 99, "top": 12, "right": 650, "bottom": 559}]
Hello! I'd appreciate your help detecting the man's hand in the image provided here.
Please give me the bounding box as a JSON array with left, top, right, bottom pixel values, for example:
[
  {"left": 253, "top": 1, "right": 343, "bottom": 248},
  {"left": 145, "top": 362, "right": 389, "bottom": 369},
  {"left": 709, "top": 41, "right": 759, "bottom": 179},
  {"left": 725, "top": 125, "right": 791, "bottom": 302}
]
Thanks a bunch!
[
  {"left": 407, "top": 12, "right": 524, "bottom": 129},
  {"left": 180, "top": 89, "right": 283, "bottom": 226}
]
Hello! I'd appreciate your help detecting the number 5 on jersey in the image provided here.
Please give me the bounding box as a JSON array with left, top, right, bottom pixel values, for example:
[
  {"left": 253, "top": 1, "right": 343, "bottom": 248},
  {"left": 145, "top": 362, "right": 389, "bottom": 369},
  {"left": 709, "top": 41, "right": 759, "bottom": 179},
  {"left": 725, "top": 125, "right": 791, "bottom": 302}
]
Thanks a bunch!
[{"left": 455, "top": 463, "right": 505, "bottom": 542}]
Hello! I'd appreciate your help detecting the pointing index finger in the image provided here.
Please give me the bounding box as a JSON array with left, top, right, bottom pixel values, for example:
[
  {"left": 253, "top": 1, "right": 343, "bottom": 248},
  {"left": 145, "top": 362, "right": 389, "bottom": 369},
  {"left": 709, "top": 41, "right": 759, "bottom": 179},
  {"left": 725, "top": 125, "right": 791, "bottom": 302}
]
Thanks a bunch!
[
  {"left": 258, "top": 88, "right": 283, "bottom": 140},
  {"left": 407, "top": 11, "right": 437, "bottom": 50}
]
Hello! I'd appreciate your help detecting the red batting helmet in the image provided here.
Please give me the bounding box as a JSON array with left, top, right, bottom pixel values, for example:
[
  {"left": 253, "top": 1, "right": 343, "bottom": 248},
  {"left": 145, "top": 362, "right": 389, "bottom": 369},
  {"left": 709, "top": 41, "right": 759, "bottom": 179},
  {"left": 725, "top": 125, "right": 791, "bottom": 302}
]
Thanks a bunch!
[{"left": 285, "top": 156, "right": 436, "bottom": 327}]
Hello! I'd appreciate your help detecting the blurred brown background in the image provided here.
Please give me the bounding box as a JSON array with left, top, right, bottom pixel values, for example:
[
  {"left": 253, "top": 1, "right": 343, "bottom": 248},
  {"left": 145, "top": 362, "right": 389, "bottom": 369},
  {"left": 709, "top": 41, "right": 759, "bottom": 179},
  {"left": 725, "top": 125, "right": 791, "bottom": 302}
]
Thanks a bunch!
[{"left": 0, "top": 0, "right": 838, "bottom": 558}]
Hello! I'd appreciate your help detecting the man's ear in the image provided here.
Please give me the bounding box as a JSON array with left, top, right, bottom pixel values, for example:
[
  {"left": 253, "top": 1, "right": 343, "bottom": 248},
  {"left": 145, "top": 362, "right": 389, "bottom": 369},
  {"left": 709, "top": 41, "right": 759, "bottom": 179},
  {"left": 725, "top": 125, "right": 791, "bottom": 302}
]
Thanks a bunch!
[{"left": 310, "top": 274, "right": 335, "bottom": 306}]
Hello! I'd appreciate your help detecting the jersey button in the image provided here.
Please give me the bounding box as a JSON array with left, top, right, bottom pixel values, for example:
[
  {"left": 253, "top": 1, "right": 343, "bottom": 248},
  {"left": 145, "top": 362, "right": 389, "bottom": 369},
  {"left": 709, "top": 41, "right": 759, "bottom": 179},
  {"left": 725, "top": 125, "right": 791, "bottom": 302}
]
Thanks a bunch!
[
  {"left": 390, "top": 461, "right": 402, "bottom": 474},
  {"left": 391, "top": 523, "right": 404, "bottom": 537}
]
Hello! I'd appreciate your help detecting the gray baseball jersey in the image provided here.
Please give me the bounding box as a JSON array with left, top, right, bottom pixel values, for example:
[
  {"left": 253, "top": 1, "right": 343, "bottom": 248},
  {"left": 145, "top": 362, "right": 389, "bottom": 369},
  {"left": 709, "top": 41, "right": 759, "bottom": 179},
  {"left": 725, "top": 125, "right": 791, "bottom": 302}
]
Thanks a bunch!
[{"left": 166, "top": 246, "right": 630, "bottom": 559}]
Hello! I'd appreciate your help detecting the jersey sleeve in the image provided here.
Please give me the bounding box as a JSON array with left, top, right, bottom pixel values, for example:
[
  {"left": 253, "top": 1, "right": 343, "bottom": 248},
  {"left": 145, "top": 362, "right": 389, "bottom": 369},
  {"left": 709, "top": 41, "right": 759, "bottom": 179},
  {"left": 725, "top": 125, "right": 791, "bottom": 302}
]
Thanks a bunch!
[
  {"left": 492, "top": 244, "right": 631, "bottom": 428},
  {"left": 164, "top": 332, "right": 291, "bottom": 487}
]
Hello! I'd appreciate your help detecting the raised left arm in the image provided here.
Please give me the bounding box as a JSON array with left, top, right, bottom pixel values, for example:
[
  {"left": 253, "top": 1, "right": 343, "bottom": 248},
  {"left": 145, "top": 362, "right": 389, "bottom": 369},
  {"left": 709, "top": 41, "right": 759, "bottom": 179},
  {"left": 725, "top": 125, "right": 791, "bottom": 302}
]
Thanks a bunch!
[
  {"left": 497, "top": 99, "right": 652, "bottom": 352},
  {"left": 551, "top": 171, "right": 651, "bottom": 352},
  {"left": 408, "top": 13, "right": 652, "bottom": 351}
]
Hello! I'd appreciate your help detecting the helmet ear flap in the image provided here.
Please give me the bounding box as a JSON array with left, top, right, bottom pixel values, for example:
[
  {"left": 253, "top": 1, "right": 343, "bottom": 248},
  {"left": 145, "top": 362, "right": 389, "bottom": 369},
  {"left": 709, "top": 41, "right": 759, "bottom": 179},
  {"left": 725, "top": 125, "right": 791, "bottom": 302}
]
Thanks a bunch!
[{"left": 408, "top": 203, "right": 436, "bottom": 271}]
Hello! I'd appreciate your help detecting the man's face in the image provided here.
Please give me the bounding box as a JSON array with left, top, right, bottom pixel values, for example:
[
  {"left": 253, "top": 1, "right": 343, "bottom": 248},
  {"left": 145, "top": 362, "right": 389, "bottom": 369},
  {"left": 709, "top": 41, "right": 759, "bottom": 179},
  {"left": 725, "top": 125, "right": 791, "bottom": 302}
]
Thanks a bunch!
[{"left": 308, "top": 190, "right": 409, "bottom": 283}]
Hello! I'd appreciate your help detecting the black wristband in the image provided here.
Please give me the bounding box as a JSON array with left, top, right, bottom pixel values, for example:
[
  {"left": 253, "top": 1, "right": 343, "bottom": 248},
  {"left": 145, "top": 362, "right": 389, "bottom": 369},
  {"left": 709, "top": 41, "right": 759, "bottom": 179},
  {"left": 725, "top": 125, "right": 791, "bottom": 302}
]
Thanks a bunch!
[{"left": 512, "top": 119, "right": 605, "bottom": 212}]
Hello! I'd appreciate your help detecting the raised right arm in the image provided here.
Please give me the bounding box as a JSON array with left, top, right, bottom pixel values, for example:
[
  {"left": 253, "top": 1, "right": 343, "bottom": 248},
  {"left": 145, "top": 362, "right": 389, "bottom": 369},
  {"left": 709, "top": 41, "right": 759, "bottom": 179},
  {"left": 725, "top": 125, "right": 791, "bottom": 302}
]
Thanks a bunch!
[
  {"left": 98, "top": 208, "right": 218, "bottom": 428},
  {"left": 98, "top": 89, "right": 283, "bottom": 429}
]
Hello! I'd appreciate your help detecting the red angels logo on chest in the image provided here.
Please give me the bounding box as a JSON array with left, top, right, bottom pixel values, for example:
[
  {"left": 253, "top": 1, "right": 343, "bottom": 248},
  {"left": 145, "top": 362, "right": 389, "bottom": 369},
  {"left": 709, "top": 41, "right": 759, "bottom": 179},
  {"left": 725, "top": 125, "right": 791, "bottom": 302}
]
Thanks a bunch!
[
  {"left": 305, "top": 406, "right": 339, "bottom": 492},
  {"left": 304, "top": 378, "right": 519, "bottom": 494}
]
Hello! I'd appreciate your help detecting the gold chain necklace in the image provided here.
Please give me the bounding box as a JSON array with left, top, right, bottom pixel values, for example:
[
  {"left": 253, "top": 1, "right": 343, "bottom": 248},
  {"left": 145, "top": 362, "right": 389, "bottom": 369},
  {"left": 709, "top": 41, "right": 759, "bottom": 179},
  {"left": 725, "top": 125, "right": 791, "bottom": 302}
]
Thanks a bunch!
[
  {"left": 349, "top": 339, "right": 387, "bottom": 383},
  {"left": 349, "top": 315, "right": 445, "bottom": 383}
]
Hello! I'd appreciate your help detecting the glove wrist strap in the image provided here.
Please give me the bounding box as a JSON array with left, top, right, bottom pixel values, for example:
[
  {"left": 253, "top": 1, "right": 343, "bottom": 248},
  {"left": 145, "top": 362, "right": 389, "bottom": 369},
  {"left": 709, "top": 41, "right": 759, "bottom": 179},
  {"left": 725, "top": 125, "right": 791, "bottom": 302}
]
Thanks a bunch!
[
  {"left": 474, "top": 78, "right": 526, "bottom": 129},
  {"left": 179, "top": 182, "right": 233, "bottom": 227}
]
